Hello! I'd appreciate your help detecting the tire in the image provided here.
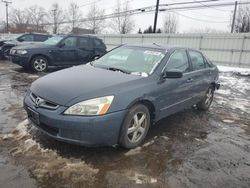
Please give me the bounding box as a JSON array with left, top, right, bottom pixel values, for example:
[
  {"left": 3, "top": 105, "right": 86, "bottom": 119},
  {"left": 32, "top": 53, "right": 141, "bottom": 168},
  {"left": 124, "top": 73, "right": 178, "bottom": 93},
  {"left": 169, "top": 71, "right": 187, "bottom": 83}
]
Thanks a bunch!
[
  {"left": 119, "top": 104, "right": 151, "bottom": 149},
  {"left": 30, "top": 56, "right": 48, "bottom": 72},
  {"left": 197, "top": 85, "right": 215, "bottom": 111}
]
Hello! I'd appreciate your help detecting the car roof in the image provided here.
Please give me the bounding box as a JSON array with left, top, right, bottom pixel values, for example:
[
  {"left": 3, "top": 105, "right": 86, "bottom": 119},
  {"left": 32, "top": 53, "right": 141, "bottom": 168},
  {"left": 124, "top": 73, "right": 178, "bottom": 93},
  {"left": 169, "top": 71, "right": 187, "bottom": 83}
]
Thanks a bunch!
[
  {"left": 124, "top": 43, "right": 199, "bottom": 52},
  {"left": 66, "top": 34, "right": 101, "bottom": 39}
]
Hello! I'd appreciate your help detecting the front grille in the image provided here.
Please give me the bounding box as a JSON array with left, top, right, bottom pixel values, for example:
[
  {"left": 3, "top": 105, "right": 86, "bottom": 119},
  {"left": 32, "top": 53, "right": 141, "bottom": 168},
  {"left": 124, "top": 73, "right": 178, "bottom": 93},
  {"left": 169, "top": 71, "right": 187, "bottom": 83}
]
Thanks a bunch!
[{"left": 30, "top": 92, "right": 59, "bottom": 110}]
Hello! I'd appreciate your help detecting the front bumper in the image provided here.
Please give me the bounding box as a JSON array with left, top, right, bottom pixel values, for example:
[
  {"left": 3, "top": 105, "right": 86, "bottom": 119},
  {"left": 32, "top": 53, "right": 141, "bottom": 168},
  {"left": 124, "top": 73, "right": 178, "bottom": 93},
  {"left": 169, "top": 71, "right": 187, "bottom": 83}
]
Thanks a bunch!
[
  {"left": 9, "top": 54, "right": 30, "bottom": 68},
  {"left": 23, "top": 93, "right": 126, "bottom": 147}
]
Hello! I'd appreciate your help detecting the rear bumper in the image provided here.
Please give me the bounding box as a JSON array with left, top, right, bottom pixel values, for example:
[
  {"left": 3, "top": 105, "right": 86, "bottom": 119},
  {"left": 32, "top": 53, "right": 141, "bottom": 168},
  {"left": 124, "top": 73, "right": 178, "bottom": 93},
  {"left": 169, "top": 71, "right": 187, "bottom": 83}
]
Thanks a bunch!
[{"left": 24, "top": 93, "right": 126, "bottom": 147}]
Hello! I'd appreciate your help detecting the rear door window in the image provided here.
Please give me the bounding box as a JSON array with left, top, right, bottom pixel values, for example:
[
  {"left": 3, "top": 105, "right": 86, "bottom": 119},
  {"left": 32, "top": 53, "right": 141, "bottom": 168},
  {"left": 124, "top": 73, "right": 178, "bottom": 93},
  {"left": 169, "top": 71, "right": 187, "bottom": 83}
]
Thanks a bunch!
[
  {"left": 34, "top": 35, "right": 49, "bottom": 42},
  {"left": 165, "top": 50, "right": 190, "bottom": 73},
  {"left": 189, "top": 50, "right": 206, "bottom": 71},
  {"left": 94, "top": 39, "right": 105, "bottom": 48},
  {"left": 78, "top": 37, "right": 89, "bottom": 48}
]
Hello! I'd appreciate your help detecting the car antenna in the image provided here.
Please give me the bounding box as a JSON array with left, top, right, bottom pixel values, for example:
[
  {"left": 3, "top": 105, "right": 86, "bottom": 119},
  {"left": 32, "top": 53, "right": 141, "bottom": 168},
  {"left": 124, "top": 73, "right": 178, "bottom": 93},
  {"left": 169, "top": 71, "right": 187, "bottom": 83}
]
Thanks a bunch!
[{"left": 153, "top": 43, "right": 162, "bottom": 47}]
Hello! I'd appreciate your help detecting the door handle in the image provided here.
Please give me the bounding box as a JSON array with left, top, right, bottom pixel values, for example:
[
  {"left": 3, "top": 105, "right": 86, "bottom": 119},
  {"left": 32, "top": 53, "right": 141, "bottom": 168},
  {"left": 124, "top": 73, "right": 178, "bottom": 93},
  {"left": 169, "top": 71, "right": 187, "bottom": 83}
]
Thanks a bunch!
[{"left": 186, "top": 78, "right": 193, "bottom": 82}]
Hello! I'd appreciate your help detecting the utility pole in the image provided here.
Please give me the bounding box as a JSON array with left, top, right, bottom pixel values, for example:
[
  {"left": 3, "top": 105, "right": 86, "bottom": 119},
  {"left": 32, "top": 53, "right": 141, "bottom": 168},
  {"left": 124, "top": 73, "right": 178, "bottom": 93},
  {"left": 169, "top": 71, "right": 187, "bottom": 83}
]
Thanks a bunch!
[
  {"left": 153, "top": 0, "right": 160, "bottom": 33},
  {"left": 231, "top": 1, "right": 238, "bottom": 33},
  {"left": 1, "top": 0, "right": 12, "bottom": 33},
  {"left": 52, "top": 9, "right": 57, "bottom": 34}
]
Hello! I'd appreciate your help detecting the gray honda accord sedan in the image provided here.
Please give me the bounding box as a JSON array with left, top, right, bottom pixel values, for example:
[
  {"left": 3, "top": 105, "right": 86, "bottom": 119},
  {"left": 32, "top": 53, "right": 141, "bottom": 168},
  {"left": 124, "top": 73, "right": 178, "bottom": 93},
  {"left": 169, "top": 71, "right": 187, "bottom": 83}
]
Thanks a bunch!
[{"left": 24, "top": 44, "right": 220, "bottom": 149}]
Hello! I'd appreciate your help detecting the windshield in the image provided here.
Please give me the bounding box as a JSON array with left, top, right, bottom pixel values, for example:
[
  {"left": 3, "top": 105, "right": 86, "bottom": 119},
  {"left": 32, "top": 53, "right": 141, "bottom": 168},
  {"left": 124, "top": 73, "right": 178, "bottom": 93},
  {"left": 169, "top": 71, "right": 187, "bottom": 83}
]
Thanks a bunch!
[
  {"left": 44, "top": 36, "right": 63, "bottom": 45},
  {"left": 93, "top": 46, "right": 166, "bottom": 75}
]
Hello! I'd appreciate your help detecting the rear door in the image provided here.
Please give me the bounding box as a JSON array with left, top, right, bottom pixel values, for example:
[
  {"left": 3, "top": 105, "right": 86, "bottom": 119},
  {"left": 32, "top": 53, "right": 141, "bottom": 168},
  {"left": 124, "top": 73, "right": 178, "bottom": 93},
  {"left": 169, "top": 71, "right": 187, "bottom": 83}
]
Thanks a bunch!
[
  {"left": 187, "top": 50, "right": 212, "bottom": 103},
  {"left": 157, "top": 49, "right": 194, "bottom": 119},
  {"left": 76, "top": 37, "right": 94, "bottom": 64}
]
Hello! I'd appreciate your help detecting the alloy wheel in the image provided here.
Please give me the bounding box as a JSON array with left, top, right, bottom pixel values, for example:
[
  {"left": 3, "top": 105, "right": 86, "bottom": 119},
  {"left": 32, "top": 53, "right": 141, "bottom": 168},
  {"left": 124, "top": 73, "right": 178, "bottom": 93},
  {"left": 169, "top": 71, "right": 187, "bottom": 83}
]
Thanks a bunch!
[
  {"left": 127, "top": 112, "right": 147, "bottom": 143},
  {"left": 205, "top": 88, "right": 213, "bottom": 106},
  {"left": 33, "top": 58, "right": 47, "bottom": 72}
]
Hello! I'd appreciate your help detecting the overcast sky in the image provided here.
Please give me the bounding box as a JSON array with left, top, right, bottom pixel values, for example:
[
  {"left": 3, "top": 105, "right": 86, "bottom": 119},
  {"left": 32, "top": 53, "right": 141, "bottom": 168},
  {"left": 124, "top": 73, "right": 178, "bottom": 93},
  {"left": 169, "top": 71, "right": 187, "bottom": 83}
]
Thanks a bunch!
[{"left": 0, "top": 0, "right": 238, "bottom": 33}]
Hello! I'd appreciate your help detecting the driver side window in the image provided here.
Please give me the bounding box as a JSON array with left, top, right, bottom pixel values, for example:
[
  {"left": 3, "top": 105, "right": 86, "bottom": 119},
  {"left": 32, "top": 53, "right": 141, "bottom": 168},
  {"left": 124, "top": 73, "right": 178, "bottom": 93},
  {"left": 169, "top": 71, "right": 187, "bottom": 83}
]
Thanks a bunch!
[{"left": 165, "top": 50, "right": 189, "bottom": 73}]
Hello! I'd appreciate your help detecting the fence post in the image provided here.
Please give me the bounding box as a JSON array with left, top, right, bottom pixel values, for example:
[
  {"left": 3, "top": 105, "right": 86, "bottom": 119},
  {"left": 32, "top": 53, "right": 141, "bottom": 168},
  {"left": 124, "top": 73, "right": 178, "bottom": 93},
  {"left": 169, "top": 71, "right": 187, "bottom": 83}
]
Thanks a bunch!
[
  {"left": 199, "top": 35, "right": 203, "bottom": 50},
  {"left": 167, "top": 35, "right": 170, "bottom": 44},
  {"left": 239, "top": 35, "right": 246, "bottom": 66},
  {"left": 141, "top": 35, "right": 144, "bottom": 44},
  {"left": 120, "top": 35, "right": 123, "bottom": 45}
]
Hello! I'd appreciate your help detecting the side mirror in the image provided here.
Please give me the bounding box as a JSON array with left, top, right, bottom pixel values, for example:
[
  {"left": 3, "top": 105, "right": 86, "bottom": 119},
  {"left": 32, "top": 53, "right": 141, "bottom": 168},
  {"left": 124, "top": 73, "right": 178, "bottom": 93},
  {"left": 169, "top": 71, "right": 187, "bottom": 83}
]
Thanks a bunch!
[
  {"left": 58, "top": 42, "right": 65, "bottom": 48},
  {"left": 162, "top": 69, "right": 183, "bottom": 79}
]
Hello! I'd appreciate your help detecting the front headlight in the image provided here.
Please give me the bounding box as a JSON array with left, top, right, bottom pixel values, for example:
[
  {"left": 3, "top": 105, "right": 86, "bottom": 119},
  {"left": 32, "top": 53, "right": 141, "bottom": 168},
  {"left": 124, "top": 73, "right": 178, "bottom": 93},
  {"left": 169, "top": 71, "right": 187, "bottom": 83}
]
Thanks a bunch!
[
  {"left": 64, "top": 96, "right": 114, "bottom": 116},
  {"left": 16, "top": 49, "right": 27, "bottom": 55}
]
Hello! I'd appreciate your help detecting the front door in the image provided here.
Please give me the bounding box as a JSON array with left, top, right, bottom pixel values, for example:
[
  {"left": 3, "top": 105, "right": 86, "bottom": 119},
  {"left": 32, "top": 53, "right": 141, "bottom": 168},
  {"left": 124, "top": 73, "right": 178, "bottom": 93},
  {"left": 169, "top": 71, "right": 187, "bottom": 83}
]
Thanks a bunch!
[
  {"left": 51, "top": 36, "right": 78, "bottom": 65},
  {"left": 156, "top": 49, "right": 194, "bottom": 119}
]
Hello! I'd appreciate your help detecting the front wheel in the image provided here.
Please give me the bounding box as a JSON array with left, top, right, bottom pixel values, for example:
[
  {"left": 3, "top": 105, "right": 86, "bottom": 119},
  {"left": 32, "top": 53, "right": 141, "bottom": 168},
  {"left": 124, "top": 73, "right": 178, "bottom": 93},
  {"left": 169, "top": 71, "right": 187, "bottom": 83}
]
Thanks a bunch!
[
  {"left": 31, "top": 56, "right": 48, "bottom": 72},
  {"left": 119, "top": 104, "right": 150, "bottom": 149},
  {"left": 197, "top": 86, "right": 215, "bottom": 111}
]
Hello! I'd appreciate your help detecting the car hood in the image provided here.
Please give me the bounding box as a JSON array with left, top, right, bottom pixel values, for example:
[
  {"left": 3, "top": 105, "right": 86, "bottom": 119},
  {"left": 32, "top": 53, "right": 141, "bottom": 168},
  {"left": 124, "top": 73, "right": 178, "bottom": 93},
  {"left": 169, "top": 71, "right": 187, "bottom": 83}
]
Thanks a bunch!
[
  {"left": 30, "top": 65, "right": 143, "bottom": 106},
  {"left": 13, "top": 43, "right": 54, "bottom": 50}
]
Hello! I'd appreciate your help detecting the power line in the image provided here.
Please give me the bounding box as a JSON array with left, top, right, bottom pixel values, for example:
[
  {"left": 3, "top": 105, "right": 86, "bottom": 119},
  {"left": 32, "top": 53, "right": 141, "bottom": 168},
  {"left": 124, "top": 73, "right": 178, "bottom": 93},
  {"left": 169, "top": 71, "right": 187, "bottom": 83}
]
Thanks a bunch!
[
  {"left": 193, "top": 0, "right": 231, "bottom": 11},
  {"left": 41, "top": 0, "right": 250, "bottom": 25},
  {"left": 172, "top": 11, "right": 230, "bottom": 23}
]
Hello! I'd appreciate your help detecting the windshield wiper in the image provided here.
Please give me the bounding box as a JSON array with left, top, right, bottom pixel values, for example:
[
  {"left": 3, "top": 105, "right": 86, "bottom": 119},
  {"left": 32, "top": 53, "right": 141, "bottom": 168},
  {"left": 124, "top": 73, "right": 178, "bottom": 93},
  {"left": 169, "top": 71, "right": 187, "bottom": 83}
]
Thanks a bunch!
[{"left": 107, "top": 67, "right": 131, "bottom": 74}]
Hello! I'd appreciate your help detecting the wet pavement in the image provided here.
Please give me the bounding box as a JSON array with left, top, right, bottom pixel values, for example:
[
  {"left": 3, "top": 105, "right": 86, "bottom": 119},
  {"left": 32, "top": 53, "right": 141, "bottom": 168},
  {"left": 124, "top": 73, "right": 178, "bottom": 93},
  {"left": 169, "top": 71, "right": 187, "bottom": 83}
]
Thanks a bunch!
[{"left": 0, "top": 61, "right": 250, "bottom": 188}]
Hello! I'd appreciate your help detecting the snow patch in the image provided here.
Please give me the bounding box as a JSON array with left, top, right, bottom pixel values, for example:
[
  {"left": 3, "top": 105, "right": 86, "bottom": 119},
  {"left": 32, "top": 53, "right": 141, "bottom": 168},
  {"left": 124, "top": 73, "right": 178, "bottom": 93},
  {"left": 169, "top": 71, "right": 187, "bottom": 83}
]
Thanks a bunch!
[
  {"left": 223, "top": 119, "right": 235, "bottom": 123},
  {"left": 218, "top": 65, "right": 250, "bottom": 74},
  {"left": 127, "top": 172, "right": 157, "bottom": 184}
]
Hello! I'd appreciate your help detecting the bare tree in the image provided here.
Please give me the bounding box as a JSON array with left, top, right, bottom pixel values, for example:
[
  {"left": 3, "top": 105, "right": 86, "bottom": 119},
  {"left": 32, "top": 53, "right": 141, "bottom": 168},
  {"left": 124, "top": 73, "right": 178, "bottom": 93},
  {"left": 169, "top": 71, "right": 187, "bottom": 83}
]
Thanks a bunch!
[
  {"left": 232, "top": 5, "right": 250, "bottom": 33},
  {"left": 111, "top": 0, "right": 134, "bottom": 34},
  {"left": 163, "top": 12, "right": 178, "bottom": 33},
  {"left": 9, "top": 8, "right": 30, "bottom": 33},
  {"left": 27, "top": 5, "right": 47, "bottom": 32},
  {"left": 85, "top": 4, "right": 105, "bottom": 34},
  {"left": 68, "top": 2, "right": 83, "bottom": 31},
  {"left": 49, "top": 3, "right": 66, "bottom": 34}
]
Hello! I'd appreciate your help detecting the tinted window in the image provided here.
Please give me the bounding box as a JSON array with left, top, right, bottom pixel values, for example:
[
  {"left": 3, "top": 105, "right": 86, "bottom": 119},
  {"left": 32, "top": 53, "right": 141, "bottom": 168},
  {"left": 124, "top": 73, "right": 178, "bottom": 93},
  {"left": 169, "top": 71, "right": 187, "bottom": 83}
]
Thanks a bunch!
[
  {"left": 165, "top": 50, "right": 189, "bottom": 73},
  {"left": 189, "top": 50, "right": 206, "bottom": 71},
  {"left": 94, "top": 39, "right": 105, "bottom": 48},
  {"left": 34, "top": 35, "right": 49, "bottom": 42},
  {"left": 78, "top": 37, "right": 89, "bottom": 48},
  {"left": 62, "top": 37, "right": 77, "bottom": 47},
  {"left": 18, "top": 34, "right": 34, "bottom": 42}
]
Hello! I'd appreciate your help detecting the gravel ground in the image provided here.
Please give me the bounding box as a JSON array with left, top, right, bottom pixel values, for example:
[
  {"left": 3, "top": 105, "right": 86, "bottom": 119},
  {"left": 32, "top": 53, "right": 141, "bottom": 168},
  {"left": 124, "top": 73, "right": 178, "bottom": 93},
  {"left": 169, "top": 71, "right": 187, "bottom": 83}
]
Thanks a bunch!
[{"left": 0, "top": 61, "right": 249, "bottom": 188}]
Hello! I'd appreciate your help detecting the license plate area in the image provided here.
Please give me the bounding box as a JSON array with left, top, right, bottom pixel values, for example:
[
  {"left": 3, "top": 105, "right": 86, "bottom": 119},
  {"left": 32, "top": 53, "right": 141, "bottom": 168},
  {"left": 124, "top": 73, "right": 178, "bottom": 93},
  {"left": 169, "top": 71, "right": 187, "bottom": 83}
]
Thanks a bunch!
[{"left": 27, "top": 107, "right": 40, "bottom": 125}]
